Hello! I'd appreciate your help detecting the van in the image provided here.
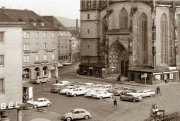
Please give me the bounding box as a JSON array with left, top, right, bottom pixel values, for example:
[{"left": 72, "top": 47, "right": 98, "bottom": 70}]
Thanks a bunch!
[{"left": 33, "top": 77, "right": 49, "bottom": 84}]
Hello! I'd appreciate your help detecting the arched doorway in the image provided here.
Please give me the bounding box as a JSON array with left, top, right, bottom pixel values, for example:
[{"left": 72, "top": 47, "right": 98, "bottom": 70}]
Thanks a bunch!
[
  {"left": 109, "top": 40, "right": 129, "bottom": 76},
  {"left": 34, "top": 67, "right": 40, "bottom": 77},
  {"left": 43, "top": 66, "right": 48, "bottom": 77},
  {"left": 23, "top": 68, "right": 31, "bottom": 80}
]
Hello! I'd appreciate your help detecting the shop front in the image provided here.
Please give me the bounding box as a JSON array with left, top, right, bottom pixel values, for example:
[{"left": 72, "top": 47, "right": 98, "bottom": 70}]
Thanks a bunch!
[{"left": 79, "top": 63, "right": 105, "bottom": 77}]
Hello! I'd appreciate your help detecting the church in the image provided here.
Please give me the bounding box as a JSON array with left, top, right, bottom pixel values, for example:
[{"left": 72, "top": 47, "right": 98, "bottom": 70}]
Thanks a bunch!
[{"left": 79, "top": 0, "right": 180, "bottom": 84}]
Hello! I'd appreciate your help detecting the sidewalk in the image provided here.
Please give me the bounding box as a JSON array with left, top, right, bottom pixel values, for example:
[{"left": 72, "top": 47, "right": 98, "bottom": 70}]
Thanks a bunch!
[{"left": 76, "top": 74, "right": 151, "bottom": 87}]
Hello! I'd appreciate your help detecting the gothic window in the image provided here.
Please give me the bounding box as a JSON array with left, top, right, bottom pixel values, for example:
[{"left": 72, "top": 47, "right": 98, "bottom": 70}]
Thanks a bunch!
[
  {"left": 140, "top": 13, "right": 148, "bottom": 64},
  {"left": 81, "top": 0, "right": 85, "bottom": 10},
  {"left": 177, "top": 14, "right": 180, "bottom": 59},
  {"left": 92, "top": 1, "right": 96, "bottom": 8},
  {"left": 161, "top": 13, "right": 168, "bottom": 64},
  {"left": 120, "top": 8, "right": 128, "bottom": 29},
  {"left": 87, "top": 1, "right": 91, "bottom": 9}
]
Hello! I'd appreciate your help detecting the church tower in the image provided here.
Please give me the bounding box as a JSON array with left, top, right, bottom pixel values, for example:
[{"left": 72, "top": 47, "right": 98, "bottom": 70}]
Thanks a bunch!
[{"left": 79, "top": 0, "right": 103, "bottom": 77}]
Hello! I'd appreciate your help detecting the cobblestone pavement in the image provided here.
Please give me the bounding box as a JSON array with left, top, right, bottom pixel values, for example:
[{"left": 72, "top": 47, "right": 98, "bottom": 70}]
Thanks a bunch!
[{"left": 19, "top": 75, "right": 180, "bottom": 121}]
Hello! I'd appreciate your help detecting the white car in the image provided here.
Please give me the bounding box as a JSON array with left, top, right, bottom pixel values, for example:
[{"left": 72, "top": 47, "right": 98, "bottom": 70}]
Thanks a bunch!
[
  {"left": 60, "top": 86, "right": 77, "bottom": 95},
  {"left": 92, "top": 91, "right": 113, "bottom": 99},
  {"left": 58, "top": 62, "right": 63, "bottom": 68},
  {"left": 66, "top": 87, "right": 88, "bottom": 97},
  {"left": 94, "top": 84, "right": 104, "bottom": 88},
  {"left": 135, "top": 89, "right": 156, "bottom": 97},
  {"left": 84, "top": 83, "right": 95, "bottom": 88},
  {"left": 102, "top": 84, "right": 113, "bottom": 91},
  {"left": 61, "top": 108, "right": 92, "bottom": 121},
  {"left": 57, "top": 81, "right": 71, "bottom": 86},
  {"left": 84, "top": 89, "right": 100, "bottom": 97},
  {"left": 62, "top": 61, "right": 72, "bottom": 66},
  {"left": 27, "top": 98, "right": 51, "bottom": 108}
]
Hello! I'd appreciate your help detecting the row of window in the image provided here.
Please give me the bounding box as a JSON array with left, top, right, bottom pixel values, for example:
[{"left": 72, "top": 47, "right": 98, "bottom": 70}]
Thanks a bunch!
[
  {"left": 0, "top": 78, "right": 4, "bottom": 94},
  {"left": 23, "top": 54, "right": 55, "bottom": 63},
  {"left": 23, "top": 43, "right": 55, "bottom": 50},
  {"left": 23, "top": 32, "right": 55, "bottom": 39},
  {"left": 59, "top": 55, "right": 68, "bottom": 60}
]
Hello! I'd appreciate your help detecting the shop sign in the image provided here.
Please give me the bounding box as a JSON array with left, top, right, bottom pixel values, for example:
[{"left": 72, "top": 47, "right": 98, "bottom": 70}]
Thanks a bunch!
[
  {"left": 0, "top": 102, "right": 20, "bottom": 109},
  {"left": 102, "top": 68, "right": 105, "bottom": 70},
  {"left": 24, "top": 51, "right": 38, "bottom": 54},
  {"left": 45, "top": 50, "right": 53, "bottom": 52},
  {"left": 89, "top": 67, "right": 93, "bottom": 69}
]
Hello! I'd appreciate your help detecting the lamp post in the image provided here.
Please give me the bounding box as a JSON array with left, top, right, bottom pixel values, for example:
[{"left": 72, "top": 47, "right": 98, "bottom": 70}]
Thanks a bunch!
[
  {"left": 111, "top": 66, "right": 115, "bottom": 81},
  {"left": 41, "top": 63, "right": 45, "bottom": 90}
]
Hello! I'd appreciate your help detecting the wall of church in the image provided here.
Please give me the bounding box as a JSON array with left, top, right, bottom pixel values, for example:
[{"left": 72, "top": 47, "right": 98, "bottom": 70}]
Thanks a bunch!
[
  {"left": 81, "top": 39, "right": 98, "bottom": 56},
  {"left": 131, "top": 2, "right": 152, "bottom": 66}
]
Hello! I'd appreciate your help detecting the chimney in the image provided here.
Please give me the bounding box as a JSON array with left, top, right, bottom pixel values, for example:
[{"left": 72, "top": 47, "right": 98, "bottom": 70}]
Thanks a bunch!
[{"left": 76, "top": 19, "right": 78, "bottom": 31}]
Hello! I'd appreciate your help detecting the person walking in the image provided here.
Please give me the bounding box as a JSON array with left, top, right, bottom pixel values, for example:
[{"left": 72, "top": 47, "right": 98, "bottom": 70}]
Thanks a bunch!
[
  {"left": 156, "top": 86, "right": 160, "bottom": 94},
  {"left": 113, "top": 98, "right": 118, "bottom": 107}
]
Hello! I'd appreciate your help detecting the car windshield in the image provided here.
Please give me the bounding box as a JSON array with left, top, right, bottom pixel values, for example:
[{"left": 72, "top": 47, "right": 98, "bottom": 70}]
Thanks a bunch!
[{"left": 137, "top": 90, "right": 143, "bottom": 93}]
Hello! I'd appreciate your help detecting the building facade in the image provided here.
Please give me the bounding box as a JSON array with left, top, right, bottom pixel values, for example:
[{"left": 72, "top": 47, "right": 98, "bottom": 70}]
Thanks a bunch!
[
  {"left": 0, "top": 14, "right": 24, "bottom": 119},
  {"left": 43, "top": 16, "right": 81, "bottom": 64},
  {"left": 0, "top": 9, "right": 59, "bottom": 81},
  {"left": 80, "top": 0, "right": 180, "bottom": 84}
]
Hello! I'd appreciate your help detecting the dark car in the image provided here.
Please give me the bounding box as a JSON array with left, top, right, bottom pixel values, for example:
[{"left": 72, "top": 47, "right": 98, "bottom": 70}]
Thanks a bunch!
[
  {"left": 120, "top": 88, "right": 136, "bottom": 95},
  {"left": 120, "top": 93, "right": 142, "bottom": 102}
]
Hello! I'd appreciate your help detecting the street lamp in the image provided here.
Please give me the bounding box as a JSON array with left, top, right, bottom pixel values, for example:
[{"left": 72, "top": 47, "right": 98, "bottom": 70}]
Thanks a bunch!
[
  {"left": 111, "top": 66, "right": 115, "bottom": 81},
  {"left": 41, "top": 63, "right": 45, "bottom": 90}
]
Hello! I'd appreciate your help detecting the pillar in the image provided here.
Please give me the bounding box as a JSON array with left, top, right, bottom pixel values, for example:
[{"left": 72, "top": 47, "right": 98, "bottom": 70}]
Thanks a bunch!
[{"left": 17, "top": 109, "right": 22, "bottom": 121}]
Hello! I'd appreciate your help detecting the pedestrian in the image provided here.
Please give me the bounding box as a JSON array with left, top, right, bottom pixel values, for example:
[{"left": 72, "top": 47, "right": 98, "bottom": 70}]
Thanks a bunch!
[
  {"left": 56, "top": 80, "right": 58, "bottom": 83},
  {"left": 113, "top": 98, "right": 118, "bottom": 107},
  {"left": 156, "top": 86, "right": 160, "bottom": 94}
]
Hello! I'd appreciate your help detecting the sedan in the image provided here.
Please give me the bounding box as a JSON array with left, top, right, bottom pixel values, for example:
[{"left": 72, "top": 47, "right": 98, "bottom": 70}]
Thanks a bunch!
[
  {"left": 135, "top": 89, "right": 156, "bottom": 97},
  {"left": 62, "top": 61, "right": 72, "bottom": 66},
  {"left": 92, "top": 91, "right": 113, "bottom": 99},
  {"left": 120, "top": 93, "right": 142, "bottom": 102},
  {"left": 61, "top": 108, "right": 92, "bottom": 121},
  {"left": 27, "top": 98, "right": 51, "bottom": 108}
]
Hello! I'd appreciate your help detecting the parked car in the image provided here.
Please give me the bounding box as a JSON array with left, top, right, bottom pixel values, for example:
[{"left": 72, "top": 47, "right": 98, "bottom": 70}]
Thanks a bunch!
[
  {"left": 32, "top": 76, "right": 49, "bottom": 84},
  {"left": 94, "top": 84, "right": 104, "bottom": 89},
  {"left": 120, "top": 87, "right": 137, "bottom": 95},
  {"left": 84, "top": 89, "right": 100, "bottom": 97},
  {"left": 62, "top": 61, "right": 72, "bottom": 66},
  {"left": 50, "top": 83, "right": 66, "bottom": 93},
  {"left": 66, "top": 87, "right": 88, "bottom": 97},
  {"left": 135, "top": 89, "right": 156, "bottom": 97},
  {"left": 120, "top": 93, "right": 142, "bottom": 102},
  {"left": 92, "top": 91, "right": 113, "bottom": 99},
  {"left": 58, "top": 62, "right": 63, "bottom": 68},
  {"left": 84, "top": 83, "right": 95, "bottom": 88},
  {"left": 60, "top": 86, "right": 77, "bottom": 95},
  {"left": 27, "top": 98, "right": 51, "bottom": 108},
  {"left": 61, "top": 108, "right": 92, "bottom": 121},
  {"left": 102, "top": 84, "right": 113, "bottom": 91},
  {"left": 58, "top": 80, "right": 71, "bottom": 86}
]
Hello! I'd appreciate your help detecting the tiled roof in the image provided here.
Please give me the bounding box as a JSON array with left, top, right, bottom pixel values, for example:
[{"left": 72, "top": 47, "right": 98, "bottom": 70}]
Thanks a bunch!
[
  {"left": 0, "top": 12, "right": 16, "bottom": 22},
  {"left": 42, "top": 16, "right": 67, "bottom": 30},
  {"left": 0, "top": 8, "right": 59, "bottom": 31}
]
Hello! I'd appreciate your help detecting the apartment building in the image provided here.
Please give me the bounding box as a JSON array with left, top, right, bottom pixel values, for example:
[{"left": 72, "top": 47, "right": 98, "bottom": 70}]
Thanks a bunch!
[
  {"left": 0, "top": 8, "right": 59, "bottom": 81},
  {"left": 0, "top": 12, "right": 24, "bottom": 119},
  {"left": 43, "top": 16, "right": 80, "bottom": 63}
]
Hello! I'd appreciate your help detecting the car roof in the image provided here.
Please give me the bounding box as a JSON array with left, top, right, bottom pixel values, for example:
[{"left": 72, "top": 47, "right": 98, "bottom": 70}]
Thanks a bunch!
[
  {"left": 73, "top": 108, "right": 86, "bottom": 111},
  {"left": 37, "top": 98, "right": 48, "bottom": 100}
]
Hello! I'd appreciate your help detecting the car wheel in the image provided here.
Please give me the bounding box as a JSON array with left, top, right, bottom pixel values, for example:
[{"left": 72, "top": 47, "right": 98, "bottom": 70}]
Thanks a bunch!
[
  {"left": 33, "top": 105, "right": 38, "bottom": 108},
  {"left": 73, "top": 93, "right": 77, "bottom": 97},
  {"left": 66, "top": 117, "right": 72, "bottom": 121},
  {"left": 132, "top": 99, "right": 136, "bottom": 102},
  {"left": 84, "top": 115, "right": 89, "bottom": 120},
  {"left": 47, "top": 103, "right": 51, "bottom": 107},
  {"left": 99, "top": 96, "right": 103, "bottom": 99}
]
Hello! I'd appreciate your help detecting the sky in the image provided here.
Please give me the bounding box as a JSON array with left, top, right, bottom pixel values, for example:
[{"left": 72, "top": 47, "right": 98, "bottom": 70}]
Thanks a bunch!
[{"left": 0, "top": 0, "right": 80, "bottom": 19}]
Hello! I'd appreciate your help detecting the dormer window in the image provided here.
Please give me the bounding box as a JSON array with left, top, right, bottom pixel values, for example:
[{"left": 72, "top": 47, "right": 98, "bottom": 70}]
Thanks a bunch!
[
  {"left": 37, "top": 19, "right": 44, "bottom": 26},
  {"left": 29, "top": 19, "right": 36, "bottom": 26},
  {"left": 18, "top": 18, "right": 23, "bottom": 21}
]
